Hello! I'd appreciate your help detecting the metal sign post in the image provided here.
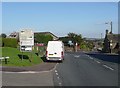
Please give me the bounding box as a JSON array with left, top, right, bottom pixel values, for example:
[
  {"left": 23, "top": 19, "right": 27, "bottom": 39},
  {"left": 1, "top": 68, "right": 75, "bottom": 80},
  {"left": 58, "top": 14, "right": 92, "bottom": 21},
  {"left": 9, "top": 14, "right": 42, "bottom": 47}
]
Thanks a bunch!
[
  {"left": 22, "top": 51, "right": 23, "bottom": 61},
  {"left": 29, "top": 51, "right": 32, "bottom": 62},
  {"left": 75, "top": 43, "right": 78, "bottom": 52}
]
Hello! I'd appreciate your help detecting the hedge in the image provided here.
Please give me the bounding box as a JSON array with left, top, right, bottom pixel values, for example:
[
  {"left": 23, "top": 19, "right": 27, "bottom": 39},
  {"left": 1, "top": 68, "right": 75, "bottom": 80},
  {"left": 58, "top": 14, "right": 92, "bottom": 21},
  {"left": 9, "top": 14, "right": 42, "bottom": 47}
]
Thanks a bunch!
[
  {"left": 0, "top": 38, "right": 2, "bottom": 47},
  {"left": 2, "top": 38, "right": 17, "bottom": 48},
  {"left": 34, "top": 34, "right": 53, "bottom": 45}
]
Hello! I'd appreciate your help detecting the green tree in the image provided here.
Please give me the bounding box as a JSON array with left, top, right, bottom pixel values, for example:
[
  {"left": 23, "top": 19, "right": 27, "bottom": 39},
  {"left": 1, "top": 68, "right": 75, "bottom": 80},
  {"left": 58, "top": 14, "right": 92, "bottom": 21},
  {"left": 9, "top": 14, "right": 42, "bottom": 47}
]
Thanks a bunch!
[
  {"left": 0, "top": 33, "right": 7, "bottom": 38},
  {"left": 67, "top": 32, "right": 76, "bottom": 38},
  {"left": 34, "top": 34, "right": 53, "bottom": 45},
  {"left": 80, "top": 40, "right": 94, "bottom": 51},
  {"left": 67, "top": 32, "right": 83, "bottom": 45},
  {"left": 0, "top": 38, "right": 2, "bottom": 47},
  {"left": 2, "top": 38, "right": 17, "bottom": 48}
]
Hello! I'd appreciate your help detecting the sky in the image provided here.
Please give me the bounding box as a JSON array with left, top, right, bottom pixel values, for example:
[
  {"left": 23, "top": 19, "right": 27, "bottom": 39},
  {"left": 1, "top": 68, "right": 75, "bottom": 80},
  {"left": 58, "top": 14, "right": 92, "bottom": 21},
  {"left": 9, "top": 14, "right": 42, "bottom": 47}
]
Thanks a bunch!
[{"left": 1, "top": 2, "right": 118, "bottom": 38}]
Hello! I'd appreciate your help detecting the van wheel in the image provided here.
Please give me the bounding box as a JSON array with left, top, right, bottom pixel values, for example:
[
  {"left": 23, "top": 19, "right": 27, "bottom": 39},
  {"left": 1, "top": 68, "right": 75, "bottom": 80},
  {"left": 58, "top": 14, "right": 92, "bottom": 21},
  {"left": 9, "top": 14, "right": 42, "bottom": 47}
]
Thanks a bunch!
[{"left": 60, "top": 60, "right": 63, "bottom": 63}]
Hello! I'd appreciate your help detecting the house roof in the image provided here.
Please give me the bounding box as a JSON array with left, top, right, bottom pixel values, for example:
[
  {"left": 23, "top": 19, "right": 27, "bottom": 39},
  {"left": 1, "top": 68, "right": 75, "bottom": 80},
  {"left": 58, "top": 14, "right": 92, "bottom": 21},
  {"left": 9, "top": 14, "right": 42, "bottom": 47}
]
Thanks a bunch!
[
  {"left": 107, "top": 34, "right": 120, "bottom": 43},
  {"left": 8, "top": 32, "right": 19, "bottom": 38},
  {"left": 34, "top": 32, "right": 58, "bottom": 38},
  {"left": 9, "top": 32, "right": 18, "bottom": 36}
]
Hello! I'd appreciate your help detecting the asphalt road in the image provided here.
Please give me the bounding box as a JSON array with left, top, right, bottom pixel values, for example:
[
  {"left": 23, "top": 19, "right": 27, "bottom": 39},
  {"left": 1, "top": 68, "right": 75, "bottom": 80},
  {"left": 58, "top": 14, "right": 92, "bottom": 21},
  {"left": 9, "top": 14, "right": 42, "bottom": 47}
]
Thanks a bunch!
[
  {"left": 53, "top": 52, "right": 118, "bottom": 86},
  {"left": 2, "top": 71, "right": 54, "bottom": 86},
  {"left": 2, "top": 51, "right": 119, "bottom": 87}
]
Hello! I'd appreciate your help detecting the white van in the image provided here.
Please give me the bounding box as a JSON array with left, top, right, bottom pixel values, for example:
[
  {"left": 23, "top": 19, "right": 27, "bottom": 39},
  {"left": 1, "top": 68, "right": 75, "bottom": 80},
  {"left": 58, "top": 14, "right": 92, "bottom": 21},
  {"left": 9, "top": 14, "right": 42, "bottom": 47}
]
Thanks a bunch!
[{"left": 46, "top": 41, "right": 64, "bottom": 61}]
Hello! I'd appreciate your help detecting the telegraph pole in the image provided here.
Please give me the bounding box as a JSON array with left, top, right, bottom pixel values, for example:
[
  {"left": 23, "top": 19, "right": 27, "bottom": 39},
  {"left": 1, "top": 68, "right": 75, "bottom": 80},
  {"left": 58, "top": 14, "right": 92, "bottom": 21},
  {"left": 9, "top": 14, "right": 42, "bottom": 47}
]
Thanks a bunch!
[
  {"left": 101, "top": 33, "right": 102, "bottom": 39},
  {"left": 75, "top": 42, "right": 78, "bottom": 52},
  {"left": 110, "top": 21, "right": 112, "bottom": 34},
  {"left": 105, "top": 21, "right": 112, "bottom": 34}
]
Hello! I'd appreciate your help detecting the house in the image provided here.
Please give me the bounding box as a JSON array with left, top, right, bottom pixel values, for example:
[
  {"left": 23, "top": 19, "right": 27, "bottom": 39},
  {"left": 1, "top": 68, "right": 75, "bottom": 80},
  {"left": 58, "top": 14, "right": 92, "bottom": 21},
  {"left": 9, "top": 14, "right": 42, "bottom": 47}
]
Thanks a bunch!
[
  {"left": 103, "top": 30, "right": 120, "bottom": 54},
  {"left": 34, "top": 32, "right": 59, "bottom": 41},
  {"left": 85, "top": 38, "right": 104, "bottom": 51},
  {"left": 7, "top": 32, "right": 19, "bottom": 40}
]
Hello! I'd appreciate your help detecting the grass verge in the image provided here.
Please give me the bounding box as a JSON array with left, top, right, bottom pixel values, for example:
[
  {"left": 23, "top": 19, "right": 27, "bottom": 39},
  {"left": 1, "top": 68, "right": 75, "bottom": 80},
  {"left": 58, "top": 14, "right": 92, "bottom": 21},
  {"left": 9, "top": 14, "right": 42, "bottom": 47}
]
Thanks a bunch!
[{"left": 1, "top": 47, "right": 43, "bottom": 67}]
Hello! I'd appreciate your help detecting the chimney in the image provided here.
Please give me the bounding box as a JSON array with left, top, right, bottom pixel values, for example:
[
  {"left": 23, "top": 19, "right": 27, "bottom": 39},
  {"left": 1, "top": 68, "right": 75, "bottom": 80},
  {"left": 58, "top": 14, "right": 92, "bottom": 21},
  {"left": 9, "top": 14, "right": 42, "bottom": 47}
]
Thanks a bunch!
[
  {"left": 106, "top": 29, "right": 108, "bottom": 35},
  {"left": 110, "top": 21, "right": 112, "bottom": 34}
]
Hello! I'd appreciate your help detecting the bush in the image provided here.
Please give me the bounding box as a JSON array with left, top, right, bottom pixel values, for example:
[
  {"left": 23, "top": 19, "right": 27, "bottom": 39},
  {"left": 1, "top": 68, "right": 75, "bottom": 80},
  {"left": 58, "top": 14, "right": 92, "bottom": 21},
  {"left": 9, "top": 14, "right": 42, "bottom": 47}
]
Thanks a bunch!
[
  {"left": 34, "top": 34, "right": 53, "bottom": 45},
  {"left": 2, "top": 38, "right": 17, "bottom": 48},
  {"left": 0, "top": 33, "right": 7, "bottom": 38},
  {"left": 0, "top": 38, "right": 2, "bottom": 47}
]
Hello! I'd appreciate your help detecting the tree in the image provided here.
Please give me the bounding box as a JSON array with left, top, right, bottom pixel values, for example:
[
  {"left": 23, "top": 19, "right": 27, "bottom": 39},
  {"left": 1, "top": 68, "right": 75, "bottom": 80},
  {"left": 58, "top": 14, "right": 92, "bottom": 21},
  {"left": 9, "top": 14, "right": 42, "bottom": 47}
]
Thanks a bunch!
[
  {"left": 0, "top": 33, "right": 7, "bottom": 38},
  {"left": 2, "top": 38, "right": 17, "bottom": 48},
  {"left": 67, "top": 32, "right": 76, "bottom": 38},
  {"left": 34, "top": 34, "right": 53, "bottom": 45},
  {"left": 67, "top": 32, "right": 83, "bottom": 45}
]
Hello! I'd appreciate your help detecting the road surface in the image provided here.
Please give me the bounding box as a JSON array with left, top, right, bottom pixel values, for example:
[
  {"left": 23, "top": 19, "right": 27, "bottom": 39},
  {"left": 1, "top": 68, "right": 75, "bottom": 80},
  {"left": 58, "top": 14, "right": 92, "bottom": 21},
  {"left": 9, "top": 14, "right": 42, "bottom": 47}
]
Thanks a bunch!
[
  {"left": 53, "top": 52, "right": 118, "bottom": 86},
  {"left": 2, "top": 52, "right": 119, "bottom": 87}
]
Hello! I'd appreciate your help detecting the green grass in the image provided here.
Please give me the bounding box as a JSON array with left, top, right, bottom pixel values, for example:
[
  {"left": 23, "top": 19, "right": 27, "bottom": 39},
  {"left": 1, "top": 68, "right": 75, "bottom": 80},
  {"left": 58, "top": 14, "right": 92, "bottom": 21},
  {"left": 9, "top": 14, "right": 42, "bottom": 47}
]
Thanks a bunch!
[
  {"left": 1, "top": 47, "right": 43, "bottom": 67},
  {"left": 34, "top": 46, "right": 46, "bottom": 56}
]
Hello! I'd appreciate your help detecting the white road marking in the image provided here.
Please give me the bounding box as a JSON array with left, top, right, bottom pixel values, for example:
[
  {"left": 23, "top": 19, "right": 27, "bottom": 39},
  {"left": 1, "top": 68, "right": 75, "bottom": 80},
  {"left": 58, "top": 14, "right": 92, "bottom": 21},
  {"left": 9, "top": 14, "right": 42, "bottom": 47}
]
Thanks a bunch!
[
  {"left": 57, "top": 76, "right": 60, "bottom": 79},
  {"left": 86, "top": 55, "right": 114, "bottom": 71},
  {"left": 59, "top": 82, "right": 62, "bottom": 86},
  {"left": 103, "top": 65, "right": 114, "bottom": 70},
  {"left": 3, "top": 63, "right": 59, "bottom": 74},
  {"left": 89, "top": 57, "right": 93, "bottom": 59},
  {"left": 56, "top": 73, "right": 58, "bottom": 76},
  {"left": 74, "top": 55, "right": 80, "bottom": 58},
  {"left": 3, "top": 71, "right": 51, "bottom": 74},
  {"left": 86, "top": 55, "right": 101, "bottom": 64},
  {"left": 86, "top": 55, "right": 93, "bottom": 60},
  {"left": 54, "top": 70, "right": 62, "bottom": 86},
  {"left": 96, "top": 61, "right": 101, "bottom": 63},
  {"left": 55, "top": 70, "right": 57, "bottom": 73},
  {"left": 94, "top": 60, "right": 101, "bottom": 63}
]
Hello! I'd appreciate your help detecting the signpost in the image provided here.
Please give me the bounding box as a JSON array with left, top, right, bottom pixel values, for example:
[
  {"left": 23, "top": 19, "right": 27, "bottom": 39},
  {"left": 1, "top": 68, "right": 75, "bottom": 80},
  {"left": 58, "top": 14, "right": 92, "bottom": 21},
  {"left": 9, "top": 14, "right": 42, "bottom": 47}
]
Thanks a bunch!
[
  {"left": 0, "top": 57, "right": 9, "bottom": 64},
  {"left": 36, "top": 43, "right": 44, "bottom": 56},
  {"left": 68, "top": 40, "right": 74, "bottom": 47},
  {"left": 110, "top": 40, "right": 113, "bottom": 53},
  {"left": 75, "top": 42, "right": 78, "bottom": 52},
  {"left": 19, "top": 29, "right": 34, "bottom": 62}
]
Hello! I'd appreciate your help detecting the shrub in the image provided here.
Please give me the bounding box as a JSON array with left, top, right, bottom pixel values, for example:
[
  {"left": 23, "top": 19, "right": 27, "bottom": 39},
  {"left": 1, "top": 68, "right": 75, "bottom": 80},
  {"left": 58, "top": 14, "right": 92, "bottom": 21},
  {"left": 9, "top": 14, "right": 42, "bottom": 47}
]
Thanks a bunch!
[
  {"left": 34, "top": 34, "right": 53, "bottom": 45},
  {"left": 2, "top": 38, "right": 17, "bottom": 48},
  {"left": 0, "top": 38, "right": 2, "bottom": 47},
  {"left": 0, "top": 33, "right": 7, "bottom": 38}
]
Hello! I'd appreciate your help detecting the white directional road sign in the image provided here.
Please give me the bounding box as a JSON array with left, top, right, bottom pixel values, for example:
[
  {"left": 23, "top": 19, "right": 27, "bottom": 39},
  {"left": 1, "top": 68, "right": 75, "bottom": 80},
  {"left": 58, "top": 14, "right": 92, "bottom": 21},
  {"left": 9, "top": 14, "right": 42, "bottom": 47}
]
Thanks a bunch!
[{"left": 19, "top": 29, "right": 34, "bottom": 52}]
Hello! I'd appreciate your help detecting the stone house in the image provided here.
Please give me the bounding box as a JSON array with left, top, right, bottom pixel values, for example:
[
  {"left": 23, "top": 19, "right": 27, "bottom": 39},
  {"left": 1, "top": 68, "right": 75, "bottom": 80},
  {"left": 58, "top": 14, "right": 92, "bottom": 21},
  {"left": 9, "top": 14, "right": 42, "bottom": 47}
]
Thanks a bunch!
[{"left": 103, "top": 30, "right": 119, "bottom": 53}]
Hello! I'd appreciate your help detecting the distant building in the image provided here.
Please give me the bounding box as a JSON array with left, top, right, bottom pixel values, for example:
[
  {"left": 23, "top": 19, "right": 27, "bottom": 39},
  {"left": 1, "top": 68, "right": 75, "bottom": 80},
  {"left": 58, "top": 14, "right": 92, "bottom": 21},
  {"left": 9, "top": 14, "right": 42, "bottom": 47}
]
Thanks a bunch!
[
  {"left": 34, "top": 32, "right": 59, "bottom": 41},
  {"left": 103, "top": 30, "right": 120, "bottom": 54},
  {"left": 85, "top": 38, "right": 104, "bottom": 51},
  {"left": 7, "top": 32, "right": 19, "bottom": 39}
]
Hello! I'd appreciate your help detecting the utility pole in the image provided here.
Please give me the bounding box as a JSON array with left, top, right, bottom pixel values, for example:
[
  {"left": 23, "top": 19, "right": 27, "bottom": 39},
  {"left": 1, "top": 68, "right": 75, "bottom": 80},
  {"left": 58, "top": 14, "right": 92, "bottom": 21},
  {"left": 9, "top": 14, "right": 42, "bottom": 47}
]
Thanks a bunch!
[
  {"left": 105, "top": 21, "right": 112, "bottom": 34},
  {"left": 75, "top": 42, "right": 78, "bottom": 52},
  {"left": 101, "top": 33, "right": 102, "bottom": 39},
  {"left": 110, "top": 21, "right": 112, "bottom": 34}
]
